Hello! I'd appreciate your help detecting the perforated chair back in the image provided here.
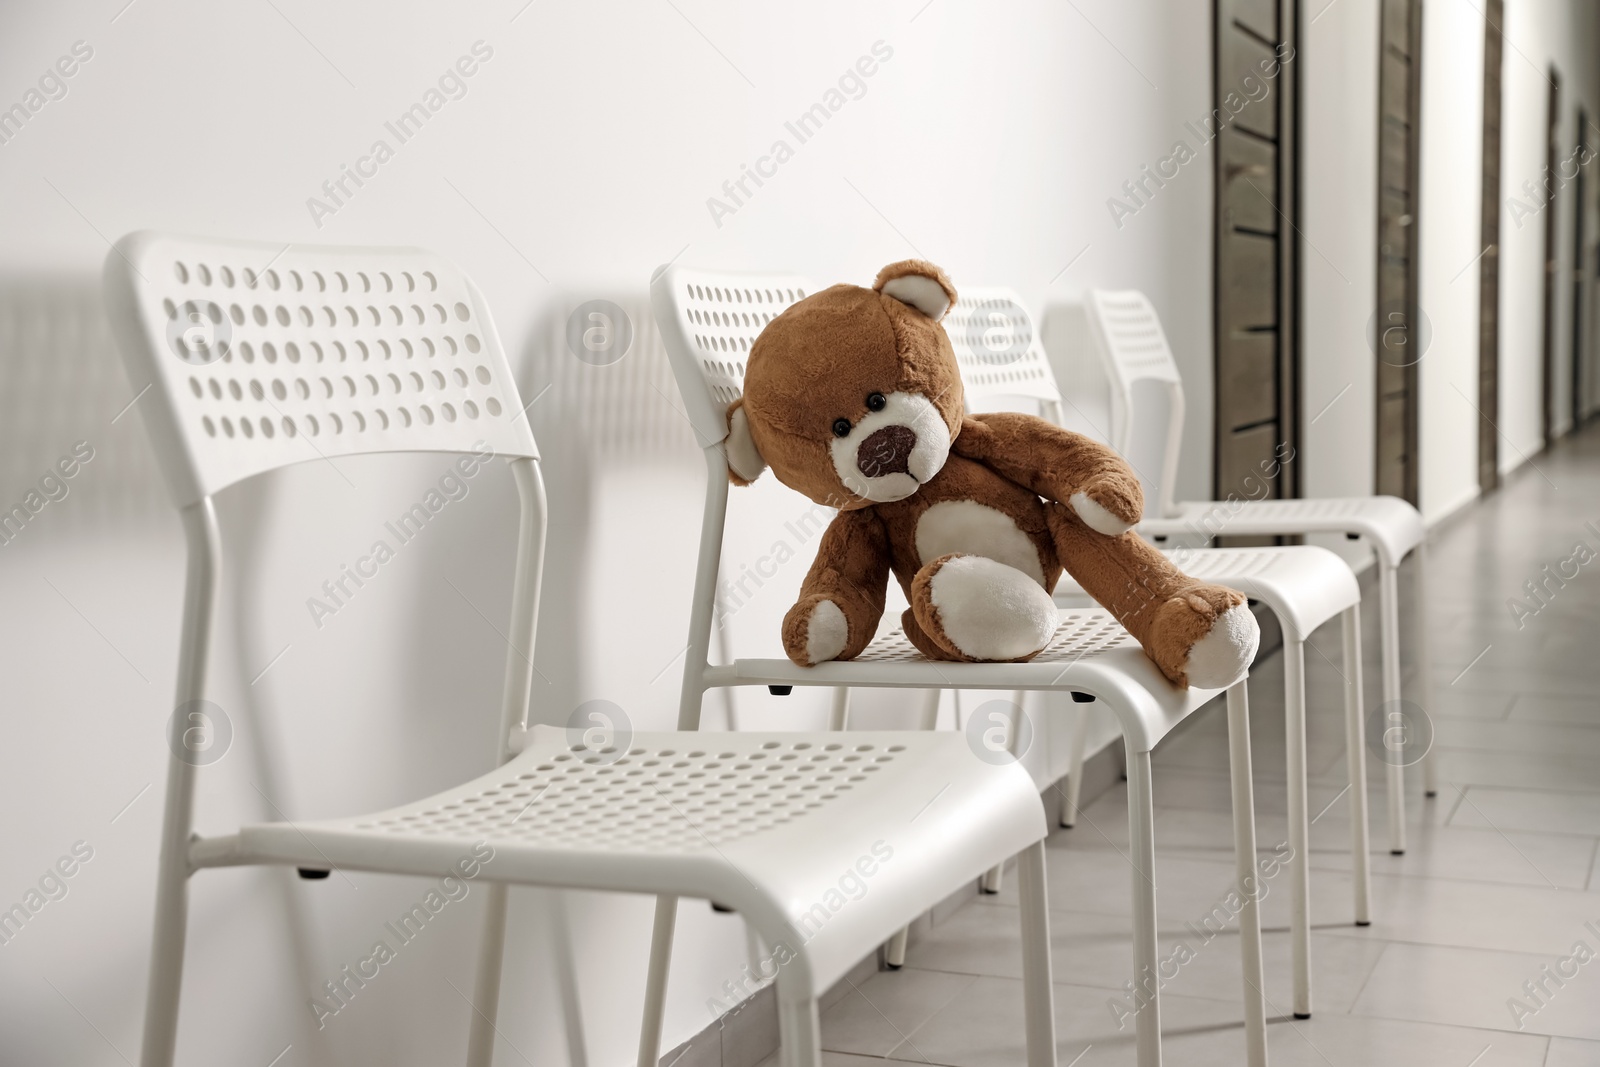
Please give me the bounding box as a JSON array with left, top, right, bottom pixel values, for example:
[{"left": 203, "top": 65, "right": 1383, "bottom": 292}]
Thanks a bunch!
[
  {"left": 103, "top": 231, "right": 537, "bottom": 507},
  {"left": 649, "top": 265, "right": 814, "bottom": 448},
  {"left": 1086, "top": 289, "right": 1185, "bottom": 520},
  {"left": 944, "top": 286, "right": 1063, "bottom": 420}
]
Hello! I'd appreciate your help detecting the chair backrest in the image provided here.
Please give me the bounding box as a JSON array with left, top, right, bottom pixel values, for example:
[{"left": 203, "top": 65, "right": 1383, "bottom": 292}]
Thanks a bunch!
[
  {"left": 104, "top": 232, "right": 547, "bottom": 782},
  {"left": 103, "top": 231, "right": 538, "bottom": 508},
  {"left": 944, "top": 286, "right": 1063, "bottom": 421},
  {"left": 1086, "top": 289, "right": 1185, "bottom": 520},
  {"left": 649, "top": 265, "right": 814, "bottom": 448},
  {"left": 651, "top": 265, "right": 813, "bottom": 729}
]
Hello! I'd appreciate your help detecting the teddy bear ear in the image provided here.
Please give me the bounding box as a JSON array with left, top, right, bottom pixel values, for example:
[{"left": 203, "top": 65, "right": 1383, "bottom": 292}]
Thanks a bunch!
[
  {"left": 724, "top": 399, "right": 767, "bottom": 485},
  {"left": 873, "top": 259, "right": 957, "bottom": 322}
]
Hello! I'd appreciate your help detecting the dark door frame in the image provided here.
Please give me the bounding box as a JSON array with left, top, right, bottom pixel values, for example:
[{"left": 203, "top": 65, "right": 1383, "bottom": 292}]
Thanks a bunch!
[
  {"left": 1477, "top": 0, "right": 1503, "bottom": 491},
  {"left": 1210, "top": 0, "right": 1301, "bottom": 506},
  {"left": 1541, "top": 69, "right": 1561, "bottom": 448},
  {"left": 1374, "top": 0, "right": 1424, "bottom": 505},
  {"left": 1571, "top": 108, "right": 1588, "bottom": 431}
]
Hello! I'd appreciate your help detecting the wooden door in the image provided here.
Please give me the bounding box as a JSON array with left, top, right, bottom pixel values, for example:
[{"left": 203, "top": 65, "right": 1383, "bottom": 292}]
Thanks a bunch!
[
  {"left": 1478, "top": 0, "right": 1503, "bottom": 490},
  {"left": 1213, "top": 0, "right": 1299, "bottom": 509},
  {"left": 1374, "top": 0, "right": 1423, "bottom": 505},
  {"left": 1571, "top": 109, "right": 1588, "bottom": 431},
  {"left": 1542, "top": 71, "right": 1561, "bottom": 447}
]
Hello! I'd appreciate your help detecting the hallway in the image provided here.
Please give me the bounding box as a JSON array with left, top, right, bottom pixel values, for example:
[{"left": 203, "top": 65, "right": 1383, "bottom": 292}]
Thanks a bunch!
[{"left": 791, "top": 425, "right": 1600, "bottom": 1065}]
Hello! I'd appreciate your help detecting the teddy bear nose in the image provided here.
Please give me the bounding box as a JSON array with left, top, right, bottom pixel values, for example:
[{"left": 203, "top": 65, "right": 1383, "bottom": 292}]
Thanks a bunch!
[{"left": 857, "top": 424, "right": 917, "bottom": 478}]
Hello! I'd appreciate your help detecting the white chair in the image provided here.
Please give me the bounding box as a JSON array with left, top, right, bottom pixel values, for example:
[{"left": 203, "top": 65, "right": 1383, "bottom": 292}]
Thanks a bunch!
[
  {"left": 650, "top": 265, "right": 1271, "bottom": 1067},
  {"left": 1084, "top": 289, "right": 1436, "bottom": 855},
  {"left": 105, "top": 232, "right": 1055, "bottom": 1067},
  {"left": 951, "top": 289, "right": 1377, "bottom": 1018}
]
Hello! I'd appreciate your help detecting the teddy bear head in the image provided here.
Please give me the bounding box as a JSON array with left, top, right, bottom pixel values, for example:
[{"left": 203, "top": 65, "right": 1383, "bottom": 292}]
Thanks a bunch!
[{"left": 724, "top": 260, "right": 964, "bottom": 509}]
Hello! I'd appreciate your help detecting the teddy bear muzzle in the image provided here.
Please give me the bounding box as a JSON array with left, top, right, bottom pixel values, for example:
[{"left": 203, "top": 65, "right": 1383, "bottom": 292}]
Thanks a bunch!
[{"left": 829, "top": 390, "right": 952, "bottom": 502}]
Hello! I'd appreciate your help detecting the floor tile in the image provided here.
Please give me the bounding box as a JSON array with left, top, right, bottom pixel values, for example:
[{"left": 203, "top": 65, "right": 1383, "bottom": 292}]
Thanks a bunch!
[
  {"left": 1449, "top": 787, "right": 1600, "bottom": 837},
  {"left": 1547, "top": 1038, "right": 1600, "bottom": 1066},
  {"left": 1353, "top": 940, "right": 1600, "bottom": 1040},
  {"left": 820, "top": 967, "right": 976, "bottom": 1057},
  {"left": 1509, "top": 695, "right": 1600, "bottom": 727}
]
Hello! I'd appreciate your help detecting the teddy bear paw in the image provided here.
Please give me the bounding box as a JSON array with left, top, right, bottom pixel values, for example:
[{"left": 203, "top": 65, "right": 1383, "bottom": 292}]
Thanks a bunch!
[
  {"left": 912, "top": 554, "right": 1058, "bottom": 661},
  {"left": 1070, "top": 490, "right": 1138, "bottom": 537},
  {"left": 782, "top": 596, "right": 849, "bottom": 666},
  {"left": 1148, "top": 587, "right": 1259, "bottom": 689},
  {"left": 1184, "top": 602, "right": 1260, "bottom": 688}
]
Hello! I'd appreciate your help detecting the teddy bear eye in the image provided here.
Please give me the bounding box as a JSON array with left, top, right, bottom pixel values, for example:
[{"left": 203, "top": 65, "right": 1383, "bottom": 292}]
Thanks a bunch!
[
  {"left": 832, "top": 417, "right": 852, "bottom": 438},
  {"left": 866, "top": 392, "right": 887, "bottom": 412}
]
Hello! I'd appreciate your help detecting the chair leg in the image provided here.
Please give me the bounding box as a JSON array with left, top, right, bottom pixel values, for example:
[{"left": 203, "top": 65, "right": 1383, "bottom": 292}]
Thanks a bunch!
[
  {"left": 884, "top": 925, "right": 910, "bottom": 969},
  {"left": 138, "top": 822, "right": 192, "bottom": 1067},
  {"left": 1017, "top": 841, "right": 1058, "bottom": 1067},
  {"left": 1342, "top": 606, "right": 1373, "bottom": 925},
  {"left": 984, "top": 693, "right": 1028, "bottom": 893},
  {"left": 1283, "top": 635, "right": 1312, "bottom": 1018},
  {"left": 828, "top": 687, "right": 850, "bottom": 732},
  {"left": 775, "top": 988, "right": 823, "bottom": 1067},
  {"left": 1226, "top": 683, "right": 1269, "bottom": 1067},
  {"left": 465, "top": 883, "right": 510, "bottom": 1067},
  {"left": 1125, "top": 749, "right": 1162, "bottom": 1067},
  {"left": 883, "top": 689, "right": 945, "bottom": 963},
  {"left": 1414, "top": 544, "right": 1439, "bottom": 797},
  {"left": 1061, "top": 694, "right": 1089, "bottom": 828},
  {"left": 1378, "top": 560, "right": 1407, "bottom": 854},
  {"left": 636, "top": 895, "right": 678, "bottom": 1067}
]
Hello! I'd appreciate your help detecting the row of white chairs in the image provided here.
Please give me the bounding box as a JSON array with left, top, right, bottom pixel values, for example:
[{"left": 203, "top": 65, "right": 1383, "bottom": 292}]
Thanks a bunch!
[{"left": 105, "top": 233, "right": 1430, "bottom": 1067}]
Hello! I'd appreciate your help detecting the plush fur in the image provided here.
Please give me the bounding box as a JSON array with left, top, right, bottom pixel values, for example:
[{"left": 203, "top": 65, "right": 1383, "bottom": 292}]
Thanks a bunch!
[{"left": 730, "top": 260, "right": 1259, "bottom": 689}]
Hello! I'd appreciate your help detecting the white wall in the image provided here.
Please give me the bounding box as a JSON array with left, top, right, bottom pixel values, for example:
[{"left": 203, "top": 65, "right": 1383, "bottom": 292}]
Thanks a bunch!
[
  {"left": 1302, "top": 0, "right": 1380, "bottom": 558},
  {"left": 0, "top": 2, "right": 1221, "bottom": 1064},
  {"left": 1417, "top": 0, "right": 1487, "bottom": 523},
  {"left": 1497, "top": 0, "right": 1600, "bottom": 468}
]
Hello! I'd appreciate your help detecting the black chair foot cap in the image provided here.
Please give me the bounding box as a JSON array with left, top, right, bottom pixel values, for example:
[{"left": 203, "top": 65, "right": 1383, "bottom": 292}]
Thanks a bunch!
[
  {"left": 980, "top": 887, "right": 1000, "bottom": 895},
  {"left": 1425, "top": 790, "right": 1438, "bottom": 797},
  {"left": 1355, "top": 920, "right": 1372, "bottom": 927},
  {"left": 1058, "top": 822, "right": 1075, "bottom": 830},
  {"left": 1390, "top": 849, "right": 1405, "bottom": 855},
  {"left": 297, "top": 868, "right": 330, "bottom": 879},
  {"left": 768, "top": 685, "right": 793, "bottom": 696},
  {"left": 885, "top": 962, "right": 903, "bottom": 971},
  {"left": 710, "top": 902, "right": 736, "bottom": 913},
  {"left": 1294, "top": 1012, "right": 1312, "bottom": 1020}
]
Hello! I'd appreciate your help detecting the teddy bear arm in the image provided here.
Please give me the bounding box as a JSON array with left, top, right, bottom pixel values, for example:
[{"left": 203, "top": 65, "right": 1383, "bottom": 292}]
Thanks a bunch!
[
  {"left": 953, "top": 412, "right": 1145, "bottom": 532},
  {"left": 781, "top": 509, "right": 891, "bottom": 665}
]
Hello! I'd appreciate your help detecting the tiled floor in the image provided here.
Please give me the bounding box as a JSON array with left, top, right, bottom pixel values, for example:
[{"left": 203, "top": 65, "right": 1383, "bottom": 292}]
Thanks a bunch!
[{"left": 761, "top": 427, "right": 1600, "bottom": 1066}]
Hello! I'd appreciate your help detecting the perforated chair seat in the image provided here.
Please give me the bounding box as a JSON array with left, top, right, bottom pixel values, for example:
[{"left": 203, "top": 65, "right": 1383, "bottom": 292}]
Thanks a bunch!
[
  {"left": 704, "top": 611, "right": 1226, "bottom": 755},
  {"left": 235, "top": 725, "right": 1043, "bottom": 999},
  {"left": 1142, "top": 497, "right": 1426, "bottom": 569},
  {"left": 1053, "top": 546, "right": 1361, "bottom": 640}
]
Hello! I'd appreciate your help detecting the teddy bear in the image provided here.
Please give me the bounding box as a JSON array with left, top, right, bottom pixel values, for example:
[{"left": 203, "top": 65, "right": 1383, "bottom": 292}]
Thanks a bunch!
[{"left": 722, "top": 259, "right": 1259, "bottom": 689}]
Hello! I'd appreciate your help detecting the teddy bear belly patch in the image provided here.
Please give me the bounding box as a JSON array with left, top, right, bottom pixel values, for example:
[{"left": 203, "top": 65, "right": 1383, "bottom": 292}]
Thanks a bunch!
[{"left": 913, "top": 500, "right": 1048, "bottom": 586}]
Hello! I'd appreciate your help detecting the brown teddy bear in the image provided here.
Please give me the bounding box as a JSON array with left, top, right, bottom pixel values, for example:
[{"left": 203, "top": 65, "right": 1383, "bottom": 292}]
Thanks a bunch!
[{"left": 724, "top": 259, "right": 1258, "bottom": 689}]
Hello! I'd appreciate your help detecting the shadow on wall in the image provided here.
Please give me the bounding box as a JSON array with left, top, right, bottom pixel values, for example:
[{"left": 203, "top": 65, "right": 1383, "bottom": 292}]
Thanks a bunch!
[
  {"left": 519, "top": 292, "right": 717, "bottom": 729},
  {"left": 0, "top": 275, "right": 166, "bottom": 540}
]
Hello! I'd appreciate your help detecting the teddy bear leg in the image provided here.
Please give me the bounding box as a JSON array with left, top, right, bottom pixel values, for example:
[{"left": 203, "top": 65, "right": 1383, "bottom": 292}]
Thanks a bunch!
[
  {"left": 908, "top": 554, "right": 1059, "bottom": 662},
  {"left": 1044, "top": 504, "right": 1259, "bottom": 688},
  {"left": 899, "top": 608, "right": 965, "bottom": 661}
]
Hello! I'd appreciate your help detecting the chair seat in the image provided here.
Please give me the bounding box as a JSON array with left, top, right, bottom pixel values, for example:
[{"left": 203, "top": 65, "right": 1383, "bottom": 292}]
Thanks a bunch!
[
  {"left": 703, "top": 610, "right": 1227, "bottom": 753},
  {"left": 1140, "top": 495, "right": 1425, "bottom": 567},
  {"left": 1052, "top": 546, "right": 1360, "bottom": 638},
  {"left": 1163, "top": 546, "right": 1361, "bottom": 635},
  {"left": 235, "top": 725, "right": 1045, "bottom": 997}
]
